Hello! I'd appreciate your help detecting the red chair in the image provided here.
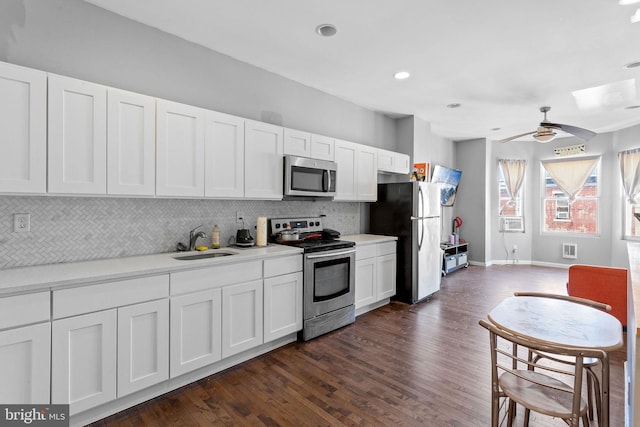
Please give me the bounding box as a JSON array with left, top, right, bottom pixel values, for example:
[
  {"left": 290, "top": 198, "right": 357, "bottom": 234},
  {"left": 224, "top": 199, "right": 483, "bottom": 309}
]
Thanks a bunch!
[{"left": 566, "top": 264, "right": 628, "bottom": 327}]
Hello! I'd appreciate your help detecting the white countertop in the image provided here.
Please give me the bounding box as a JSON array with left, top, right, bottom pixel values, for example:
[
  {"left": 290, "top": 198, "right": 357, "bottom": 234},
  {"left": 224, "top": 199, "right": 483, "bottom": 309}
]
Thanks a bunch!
[
  {"left": 342, "top": 234, "right": 397, "bottom": 245},
  {"left": 0, "top": 245, "right": 302, "bottom": 296}
]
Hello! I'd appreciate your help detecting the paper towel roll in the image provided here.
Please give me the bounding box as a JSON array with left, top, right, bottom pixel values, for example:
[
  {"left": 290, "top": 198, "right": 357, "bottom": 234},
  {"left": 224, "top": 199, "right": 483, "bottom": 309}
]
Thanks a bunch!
[{"left": 256, "top": 216, "right": 267, "bottom": 246}]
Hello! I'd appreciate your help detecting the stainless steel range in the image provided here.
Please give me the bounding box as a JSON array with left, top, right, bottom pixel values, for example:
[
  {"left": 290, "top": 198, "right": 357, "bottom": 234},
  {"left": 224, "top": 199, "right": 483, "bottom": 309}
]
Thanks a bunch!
[{"left": 268, "top": 217, "right": 356, "bottom": 341}]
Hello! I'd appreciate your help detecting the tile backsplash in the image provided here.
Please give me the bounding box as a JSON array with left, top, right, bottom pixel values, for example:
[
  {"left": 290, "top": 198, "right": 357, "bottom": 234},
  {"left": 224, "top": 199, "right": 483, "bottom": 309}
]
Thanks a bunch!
[{"left": 0, "top": 196, "right": 361, "bottom": 269}]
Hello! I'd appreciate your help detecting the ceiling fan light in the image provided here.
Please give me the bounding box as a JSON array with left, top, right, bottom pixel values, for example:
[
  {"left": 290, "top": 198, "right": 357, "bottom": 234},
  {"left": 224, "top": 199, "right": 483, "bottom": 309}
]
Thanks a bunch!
[{"left": 533, "top": 132, "right": 557, "bottom": 143}]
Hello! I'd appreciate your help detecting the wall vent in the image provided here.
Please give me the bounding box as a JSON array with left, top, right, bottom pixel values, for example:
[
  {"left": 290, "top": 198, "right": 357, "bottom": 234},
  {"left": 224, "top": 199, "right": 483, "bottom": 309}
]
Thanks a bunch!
[
  {"left": 562, "top": 243, "right": 578, "bottom": 259},
  {"left": 499, "top": 217, "right": 524, "bottom": 232}
]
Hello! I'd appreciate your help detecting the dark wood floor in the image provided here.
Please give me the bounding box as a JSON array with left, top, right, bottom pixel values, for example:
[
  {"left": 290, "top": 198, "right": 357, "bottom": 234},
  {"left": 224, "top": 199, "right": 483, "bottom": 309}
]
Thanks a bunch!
[{"left": 91, "top": 264, "right": 627, "bottom": 426}]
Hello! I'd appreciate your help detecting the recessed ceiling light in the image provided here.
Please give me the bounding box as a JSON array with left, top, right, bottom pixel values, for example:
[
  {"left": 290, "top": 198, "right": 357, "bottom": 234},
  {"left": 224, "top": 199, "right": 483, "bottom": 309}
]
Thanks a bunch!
[
  {"left": 393, "top": 71, "right": 410, "bottom": 80},
  {"left": 632, "top": 8, "right": 640, "bottom": 23},
  {"left": 491, "top": 127, "right": 501, "bottom": 131},
  {"left": 315, "top": 24, "right": 337, "bottom": 37},
  {"left": 620, "top": 0, "right": 640, "bottom": 5},
  {"left": 446, "top": 103, "right": 461, "bottom": 109}
]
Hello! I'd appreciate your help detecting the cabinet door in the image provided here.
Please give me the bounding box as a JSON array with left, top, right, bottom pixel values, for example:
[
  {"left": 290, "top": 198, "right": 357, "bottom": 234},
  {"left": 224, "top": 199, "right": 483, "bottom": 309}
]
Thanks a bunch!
[
  {"left": 204, "top": 111, "right": 245, "bottom": 198},
  {"left": 48, "top": 74, "right": 107, "bottom": 194},
  {"left": 170, "top": 289, "right": 222, "bottom": 378},
  {"left": 52, "top": 310, "right": 117, "bottom": 415},
  {"left": 357, "top": 144, "right": 378, "bottom": 201},
  {"left": 283, "top": 128, "right": 311, "bottom": 158},
  {"left": 334, "top": 139, "right": 358, "bottom": 201},
  {"left": 222, "top": 280, "right": 263, "bottom": 358},
  {"left": 107, "top": 89, "right": 156, "bottom": 195},
  {"left": 0, "top": 323, "right": 50, "bottom": 404},
  {"left": 377, "top": 253, "right": 397, "bottom": 300},
  {"left": 310, "top": 134, "right": 335, "bottom": 161},
  {"left": 355, "top": 257, "right": 377, "bottom": 309},
  {"left": 394, "top": 152, "right": 411, "bottom": 174},
  {"left": 0, "top": 62, "right": 46, "bottom": 193},
  {"left": 244, "top": 120, "right": 283, "bottom": 199},
  {"left": 118, "top": 299, "right": 169, "bottom": 397},
  {"left": 377, "top": 148, "right": 395, "bottom": 173},
  {"left": 264, "top": 272, "right": 302, "bottom": 343},
  {"left": 156, "top": 99, "right": 205, "bottom": 197}
]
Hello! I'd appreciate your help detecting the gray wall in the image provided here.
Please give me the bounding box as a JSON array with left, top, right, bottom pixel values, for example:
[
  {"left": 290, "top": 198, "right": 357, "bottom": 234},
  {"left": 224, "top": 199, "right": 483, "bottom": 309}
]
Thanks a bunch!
[{"left": 453, "top": 139, "right": 487, "bottom": 263}]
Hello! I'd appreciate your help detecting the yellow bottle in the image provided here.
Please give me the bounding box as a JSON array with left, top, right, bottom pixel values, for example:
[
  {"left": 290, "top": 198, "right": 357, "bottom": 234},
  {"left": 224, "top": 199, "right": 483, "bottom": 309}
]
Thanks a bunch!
[{"left": 212, "top": 225, "right": 220, "bottom": 248}]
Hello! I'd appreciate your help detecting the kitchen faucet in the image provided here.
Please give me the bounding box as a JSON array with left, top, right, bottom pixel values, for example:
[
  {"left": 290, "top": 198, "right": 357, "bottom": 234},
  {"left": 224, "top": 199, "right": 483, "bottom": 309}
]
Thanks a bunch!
[{"left": 188, "top": 225, "right": 207, "bottom": 251}]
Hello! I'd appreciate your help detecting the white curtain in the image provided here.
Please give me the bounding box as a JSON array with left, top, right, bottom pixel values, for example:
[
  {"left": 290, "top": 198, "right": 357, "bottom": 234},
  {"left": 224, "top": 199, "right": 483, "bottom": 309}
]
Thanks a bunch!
[
  {"left": 498, "top": 159, "right": 527, "bottom": 206},
  {"left": 541, "top": 156, "right": 600, "bottom": 202},
  {"left": 618, "top": 148, "right": 640, "bottom": 204}
]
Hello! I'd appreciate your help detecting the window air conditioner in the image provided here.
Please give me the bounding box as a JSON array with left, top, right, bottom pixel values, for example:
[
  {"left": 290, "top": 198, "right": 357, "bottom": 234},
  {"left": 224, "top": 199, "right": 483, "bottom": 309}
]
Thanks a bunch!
[{"left": 500, "top": 216, "right": 524, "bottom": 232}]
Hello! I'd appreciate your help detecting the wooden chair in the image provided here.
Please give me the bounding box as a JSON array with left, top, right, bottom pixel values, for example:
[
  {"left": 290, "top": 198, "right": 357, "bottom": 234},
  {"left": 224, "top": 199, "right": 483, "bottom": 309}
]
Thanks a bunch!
[
  {"left": 513, "top": 292, "right": 611, "bottom": 423},
  {"left": 479, "top": 318, "right": 605, "bottom": 426}
]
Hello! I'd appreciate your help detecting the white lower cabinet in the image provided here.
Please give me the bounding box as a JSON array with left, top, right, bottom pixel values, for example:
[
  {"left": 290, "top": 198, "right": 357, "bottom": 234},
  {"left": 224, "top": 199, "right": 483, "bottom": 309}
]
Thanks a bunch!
[
  {"left": 169, "top": 288, "right": 222, "bottom": 378},
  {"left": 355, "top": 241, "right": 397, "bottom": 314},
  {"left": 264, "top": 272, "right": 303, "bottom": 343},
  {"left": 117, "top": 299, "right": 169, "bottom": 397},
  {"left": 222, "top": 280, "right": 264, "bottom": 358},
  {"left": 52, "top": 310, "right": 117, "bottom": 415},
  {"left": 0, "top": 323, "right": 51, "bottom": 404}
]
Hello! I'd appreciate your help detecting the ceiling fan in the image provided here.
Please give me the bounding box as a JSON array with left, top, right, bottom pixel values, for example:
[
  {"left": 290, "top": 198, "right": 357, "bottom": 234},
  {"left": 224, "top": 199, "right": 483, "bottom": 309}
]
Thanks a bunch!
[{"left": 499, "top": 106, "right": 596, "bottom": 143}]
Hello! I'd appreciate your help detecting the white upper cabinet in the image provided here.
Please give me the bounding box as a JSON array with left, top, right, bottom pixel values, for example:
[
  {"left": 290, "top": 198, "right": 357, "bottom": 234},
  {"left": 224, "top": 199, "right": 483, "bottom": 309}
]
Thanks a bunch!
[
  {"left": 244, "top": 120, "right": 283, "bottom": 199},
  {"left": 0, "top": 62, "right": 47, "bottom": 194},
  {"left": 335, "top": 139, "right": 378, "bottom": 201},
  {"left": 283, "top": 128, "right": 311, "bottom": 158},
  {"left": 48, "top": 74, "right": 107, "bottom": 194},
  {"left": 284, "top": 129, "right": 335, "bottom": 161},
  {"left": 310, "top": 134, "right": 335, "bottom": 161},
  {"left": 156, "top": 99, "right": 205, "bottom": 197},
  {"left": 377, "top": 148, "right": 410, "bottom": 175},
  {"left": 204, "top": 111, "right": 245, "bottom": 198},
  {"left": 356, "top": 144, "right": 378, "bottom": 201},
  {"left": 334, "top": 139, "right": 358, "bottom": 201},
  {"left": 107, "top": 89, "right": 156, "bottom": 196}
]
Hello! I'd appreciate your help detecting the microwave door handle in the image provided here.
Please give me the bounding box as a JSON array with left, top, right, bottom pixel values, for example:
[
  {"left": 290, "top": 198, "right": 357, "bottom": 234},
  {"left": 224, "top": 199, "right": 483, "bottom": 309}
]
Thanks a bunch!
[{"left": 323, "top": 169, "right": 330, "bottom": 192}]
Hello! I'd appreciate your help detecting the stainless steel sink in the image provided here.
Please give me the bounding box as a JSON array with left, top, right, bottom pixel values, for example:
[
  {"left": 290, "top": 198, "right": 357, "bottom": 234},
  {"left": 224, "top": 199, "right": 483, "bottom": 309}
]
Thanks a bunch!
[{"left": 173, "top": 251, "right": 235, "bottom": 261}]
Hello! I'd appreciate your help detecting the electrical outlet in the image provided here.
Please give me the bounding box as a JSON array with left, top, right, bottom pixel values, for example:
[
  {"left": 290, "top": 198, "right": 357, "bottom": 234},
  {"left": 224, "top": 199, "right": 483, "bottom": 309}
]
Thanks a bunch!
[
  {"left": 512, "top": 244, "right": 518, "bottom": 253},
  {"left": 13, "top": 213, "right": 30, "bottom": 232},
  {"left": 236, "top": 211, "right": 245, "bottom": 223}
]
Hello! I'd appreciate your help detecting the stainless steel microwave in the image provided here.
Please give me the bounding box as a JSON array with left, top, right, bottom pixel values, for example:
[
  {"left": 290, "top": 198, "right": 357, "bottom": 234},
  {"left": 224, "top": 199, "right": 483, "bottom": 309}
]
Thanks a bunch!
[{"left": 284, "top": 155, "right": 337, "bottom": 199}]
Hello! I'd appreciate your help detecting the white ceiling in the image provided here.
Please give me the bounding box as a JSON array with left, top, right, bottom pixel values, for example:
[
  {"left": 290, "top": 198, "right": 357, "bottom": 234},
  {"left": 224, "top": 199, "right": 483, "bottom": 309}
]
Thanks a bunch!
[{"left": 84, "top": 0, "right": 640, "bottom": 141}]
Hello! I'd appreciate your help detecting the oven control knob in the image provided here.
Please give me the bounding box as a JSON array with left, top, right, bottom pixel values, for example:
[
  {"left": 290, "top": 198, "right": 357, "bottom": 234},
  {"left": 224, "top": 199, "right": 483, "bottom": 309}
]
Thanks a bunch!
[{"left": 275, "top": 224, "right": 281, "bottom": 229}]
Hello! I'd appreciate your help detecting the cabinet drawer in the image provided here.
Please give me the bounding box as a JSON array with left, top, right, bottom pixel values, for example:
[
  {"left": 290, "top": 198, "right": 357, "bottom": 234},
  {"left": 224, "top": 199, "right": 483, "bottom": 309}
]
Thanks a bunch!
[
  {"left": 356, "top": 244, "right": 377, "bottom": 260},
  {"left": 0, "top": 291, "right": 50, "bottom": 330},
  {"left": 171, "top": 261, "right": 262, "bottom": 295},
  {"left": 264, "top": 255, "right": 302, "bottom": 278},
  {"left": 445, "top": 256, "right": 457, "bottom": 271},
  {"left": 53, "top": 274, "right": 169, "bottom": 319},
  {"left": 376, "top": 241, "right": 396, "bottom": 256},
  {"left": 458, "top": 253, "right": 468, "bottom": 266}
]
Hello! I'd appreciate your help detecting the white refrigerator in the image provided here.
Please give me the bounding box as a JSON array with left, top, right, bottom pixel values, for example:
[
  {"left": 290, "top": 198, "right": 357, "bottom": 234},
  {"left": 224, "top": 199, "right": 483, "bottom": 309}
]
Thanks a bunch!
[{"left": 369, "top": 181, "right": 442, "bottom": 303}]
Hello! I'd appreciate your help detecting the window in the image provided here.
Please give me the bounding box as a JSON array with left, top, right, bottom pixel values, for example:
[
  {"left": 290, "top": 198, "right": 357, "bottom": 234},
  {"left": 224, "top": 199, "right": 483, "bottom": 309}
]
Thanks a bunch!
[
  {"left": 542, "top": 158, "right": 599, "bottom": 235},
  {"left": 625, "top": 203, "right": 640, "bottom": 238},
  {"left": 498, "top": 167, "right": 523, "bottom": 217},
  {"left": 618, "top": 148, "right": 640, "bottom": 239}
]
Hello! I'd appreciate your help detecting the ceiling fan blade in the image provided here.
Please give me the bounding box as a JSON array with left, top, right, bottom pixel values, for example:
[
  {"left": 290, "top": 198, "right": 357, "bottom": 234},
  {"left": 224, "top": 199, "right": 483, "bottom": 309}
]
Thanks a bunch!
[
  {"left": 498, "top": 130, "right": 537, "bottom": 143},
  {"left": 543, "top": 122, "right": 596, "bottom": 141}
]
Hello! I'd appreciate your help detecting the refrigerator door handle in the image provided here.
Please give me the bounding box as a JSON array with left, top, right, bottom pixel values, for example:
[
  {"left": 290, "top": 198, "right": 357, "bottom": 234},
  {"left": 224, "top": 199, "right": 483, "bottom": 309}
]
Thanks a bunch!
[{"left": 418, "top": 186, "right": 425, "bottom": 250}]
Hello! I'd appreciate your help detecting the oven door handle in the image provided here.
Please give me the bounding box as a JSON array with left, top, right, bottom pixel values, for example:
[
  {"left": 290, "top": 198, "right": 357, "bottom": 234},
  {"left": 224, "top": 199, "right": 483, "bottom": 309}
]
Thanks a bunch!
[{"left": 305, "top": 249, "right": 356, "bottom": 259}]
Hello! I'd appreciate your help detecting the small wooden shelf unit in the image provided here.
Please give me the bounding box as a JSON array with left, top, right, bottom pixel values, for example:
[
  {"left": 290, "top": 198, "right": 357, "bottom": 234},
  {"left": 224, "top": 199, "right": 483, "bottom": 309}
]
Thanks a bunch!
[{"left": 441, "top": 243, "right": 468, "bottom": 276}]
